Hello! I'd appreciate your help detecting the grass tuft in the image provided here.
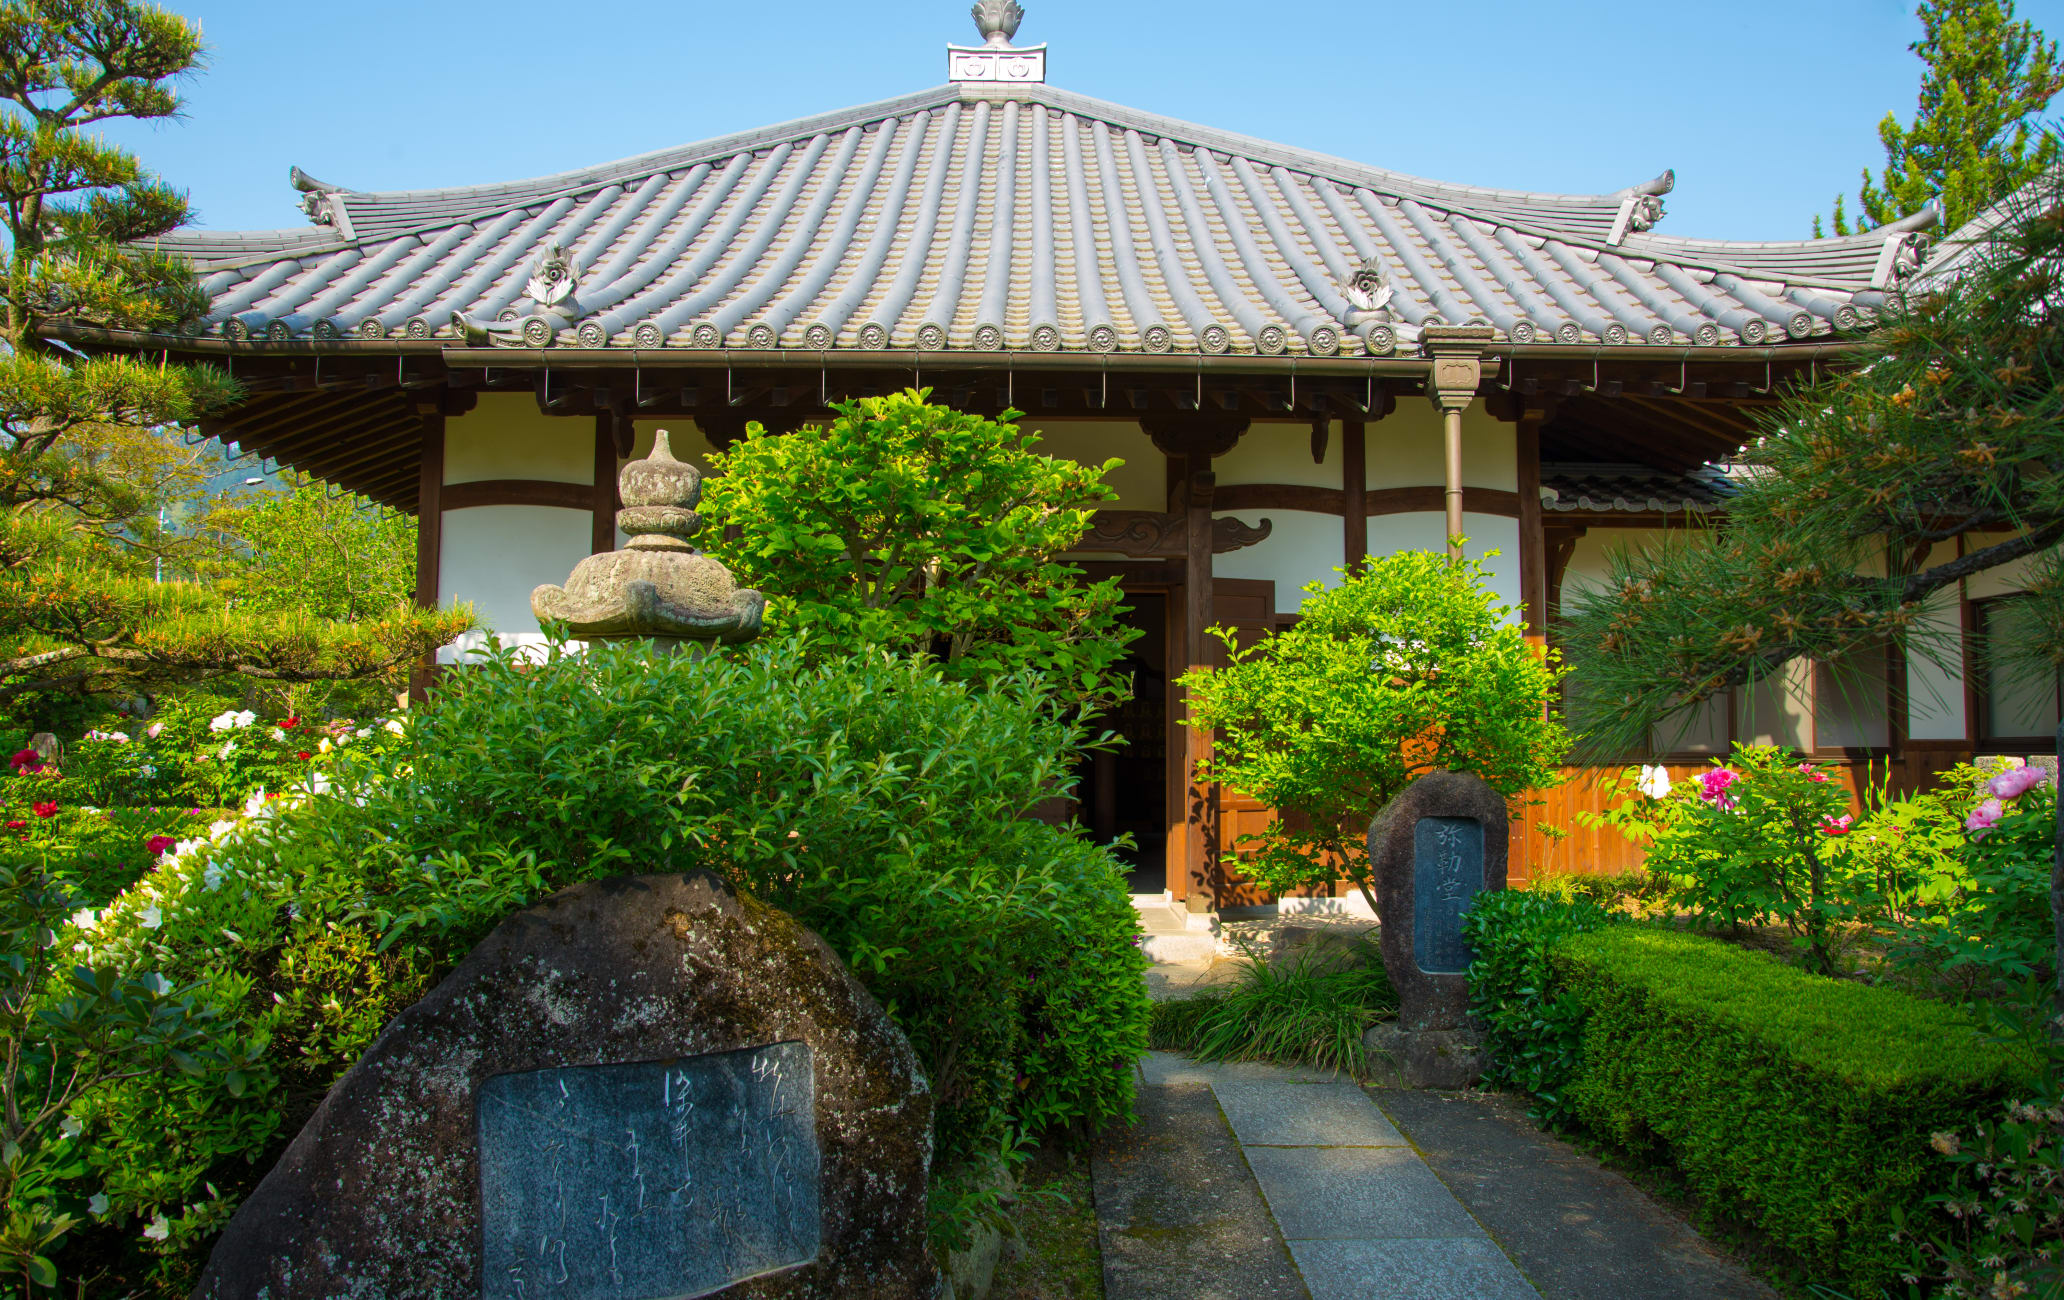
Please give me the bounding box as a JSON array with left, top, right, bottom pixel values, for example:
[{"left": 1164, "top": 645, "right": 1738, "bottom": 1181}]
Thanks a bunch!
[{"left": 1148, "top": 935, "right": 1398, "bottom": 1077}]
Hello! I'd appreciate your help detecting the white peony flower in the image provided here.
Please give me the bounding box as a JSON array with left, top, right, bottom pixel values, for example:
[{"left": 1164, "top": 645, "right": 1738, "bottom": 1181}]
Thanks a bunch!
[
  {"left": 207, "top": 819, "right": 237, "bottom": 841},
  {"left": 242, "top": 790, "right": 269, "bottom": 818},
  {"left": 143, "top": 1213, "right": 170, "bottom": 1242},
  {"left": 84, "top": 729, "right": 128, "bottom": 743},
  {"left": 317, "top": 737, "right": 332, "bottom": 754},
  {"left": 208, "top": 711, "right": 237, "bottom": 732},
  {"left": 354, "top": 727, "right": 372, "bottom": 740},
  {"left": 234, "top": 709, "right": 256, "bottom": 728},
  {"left": 269, "top": 727, "right": 285, "bottom": 741},
  {"left": 383, "top": 717, "right": 405, "bottom": 736},
  {"left": 1637, "top": 765, "right": 1672, "bottom": 800}
]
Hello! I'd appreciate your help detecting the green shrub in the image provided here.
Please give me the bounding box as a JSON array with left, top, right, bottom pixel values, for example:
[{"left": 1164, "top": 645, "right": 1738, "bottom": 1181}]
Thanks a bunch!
[
  {"left": 1148, "top": 937, "right": 1397, "bottom": 1076},
  {"left": 1553, "top": 926, "right": 2030, "bottom": 1294},
  {"left": 1462, "top": 888, "right": 1616, "bottom": 1125},
  {"left": 44, "top": 636, "right": 1149, "bottom": 1292}
]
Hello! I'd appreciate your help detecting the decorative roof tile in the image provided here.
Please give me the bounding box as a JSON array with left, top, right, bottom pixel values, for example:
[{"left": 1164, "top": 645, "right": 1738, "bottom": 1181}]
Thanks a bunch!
[{"left": 1541, "top": 463, "right": 1736, "bottom": 514}]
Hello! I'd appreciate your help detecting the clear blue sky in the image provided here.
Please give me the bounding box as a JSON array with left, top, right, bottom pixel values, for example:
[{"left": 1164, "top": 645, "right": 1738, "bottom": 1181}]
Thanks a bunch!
[{"left": 103, "top": 0, "right": 2064, "bottom": 244}]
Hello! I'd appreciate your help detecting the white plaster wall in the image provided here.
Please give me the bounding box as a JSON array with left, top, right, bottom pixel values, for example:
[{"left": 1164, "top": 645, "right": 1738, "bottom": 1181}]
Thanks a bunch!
[
  {"left": 444, "top": 393, "right": 595, "bottom": 486},
  {"left": 1365, "top": 513, "right": 1521, "bottom": 615},
  {"left": 1907, "top": 541, "right": 1966, "bottom": 740},
  {"left": 1213, "top": 511, "right": 1342, "bottom": 615},
  {"left": 1030, "top": 421, "right": 1165, "bottom": 509},
  {"left": 1737, "top": 660, "right": 1814, "bottom": 751},
  {"left": 436, "top": 505, "right": 593, "bottom": 663},
  {"left": 1365, "top": 400, "right": 1517, "bottom": 492},
  {"left": 1212, "top": 420, "right": 1335, "bottom": 489}
]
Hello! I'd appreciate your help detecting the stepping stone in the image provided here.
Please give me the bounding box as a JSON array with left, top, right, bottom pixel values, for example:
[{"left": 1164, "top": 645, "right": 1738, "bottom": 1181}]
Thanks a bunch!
[
  {"left": 1242, "top": 1145, "right": 1487, "bottom": 1241},
  {"left": 1213, "top": 1082, "right": 1407, "bottom": 1148},
  {"left": 1290, "top": 1238, "right": 1542, "bottom": 1300},
  {"left": 1092, "top": 1083, "right": 1308, "bottom": 1300}
]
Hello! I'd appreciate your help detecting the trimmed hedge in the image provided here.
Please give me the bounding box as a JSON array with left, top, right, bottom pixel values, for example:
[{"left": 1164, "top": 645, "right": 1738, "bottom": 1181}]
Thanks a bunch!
[{"left": 1552, "top": 926, "right": 2032, "bottom": 1294}]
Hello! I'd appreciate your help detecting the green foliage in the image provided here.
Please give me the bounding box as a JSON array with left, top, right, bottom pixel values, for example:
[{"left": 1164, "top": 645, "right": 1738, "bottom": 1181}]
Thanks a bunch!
[
  {"left": 1565, "top": 157, "right": 2064, "bottom": 756},
  {"left": 217, "top": 476, "right": 418, "bottom": 624},
  {"left": 700, "top": 389, "right": 1135, "bottom": 712},
  {"left": 1894, "top": 997, "right": 2064, "bottom": 1299},
  {"left": 1553, "top": 926, "right": 2029, "bottom": 1295},
  {"left": 1147, "top": 937, "right": 1397, "bottom": 1077},
  {"left": 1183, "top": 551, "right": 1567, "bottom": 912},
  {"left": 1461, "top": 888, "right": 1615, "bottom": 1126},
  {"left": 0, "top": 857, "right": 249, "bottom": 1296},
  {"left": 33, "top": 636, "right": 1147, "bottom": 1292},
  {"left": 1822, "top": 0, "right": 2063, "bottom": 234}
]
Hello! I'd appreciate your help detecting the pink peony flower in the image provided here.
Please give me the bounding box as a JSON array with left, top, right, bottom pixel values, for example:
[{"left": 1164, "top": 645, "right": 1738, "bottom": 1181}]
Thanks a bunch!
[
  {"left": 1698, "top": 767, "right": 1741, "bottom": 809},
  {"left": 1967, "top": 797, "right": 2006, "bottom": 838},
  {"left": 1989, "top": 765, "right": 2051, "bottom": 801},
  {"left": 145, "top": 834, "right": 175, "bottom": 856},
  {"left": 1796, "top": 762, "right": 1830, "bottom": 784},
  {"left": 145, "top": 722, "right": 163, "bottom": 740},
  {"left": 1821, "top": 814, "right": 1853, "bottom": 836},
  {"left": 9, "top": 748, "right": 42, "bottom": 774},
  {"left": 30, "top": 801, "right": 57, "bottom": 819}
]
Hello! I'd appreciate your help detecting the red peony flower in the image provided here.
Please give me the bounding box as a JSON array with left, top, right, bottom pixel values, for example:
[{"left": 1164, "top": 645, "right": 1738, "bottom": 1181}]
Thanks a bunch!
[
  {"left": 296, "top": 751, "right": 312, "bottom": 761},
  {"left": 31, "top": 801, "right": 58, "bottom": 818},
  {"left": 4, "top": 819, "right": 24, "bottom": 831},
  {"left": 281, "top": 716, "right": 300, "bottom": 730},
  {"left": 146, "top": 834, "right": 176, "bottom": 855},
  {"left": 9, "top": 747, "right": 42, "bottom": 773}
]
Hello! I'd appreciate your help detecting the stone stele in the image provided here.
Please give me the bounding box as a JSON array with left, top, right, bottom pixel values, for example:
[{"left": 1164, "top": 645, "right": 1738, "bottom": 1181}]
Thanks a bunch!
[
  {"left": 531, "top": 428, "right": 765, "bottom": 648},
  {"left": 1365, "top": 771, "right": 1507, "bottom": 1087},
  {"left": 192, "top": 873, "right": 936, "bottom": 1300}
]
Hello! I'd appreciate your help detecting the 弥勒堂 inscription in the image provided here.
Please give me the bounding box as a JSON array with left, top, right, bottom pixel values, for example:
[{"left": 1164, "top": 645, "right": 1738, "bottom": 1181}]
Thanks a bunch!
[
  {"left": 1412, "top": 816, "right": 1485, "bottom": 975},
  {"left": 477, "top": 1041, "right": 820, "bottom": 1300}
]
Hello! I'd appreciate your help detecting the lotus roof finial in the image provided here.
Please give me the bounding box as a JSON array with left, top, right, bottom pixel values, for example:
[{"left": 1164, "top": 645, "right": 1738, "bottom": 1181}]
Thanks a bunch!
[{"left": 972, "top": 0, "right": 1024, "bottom": 48}]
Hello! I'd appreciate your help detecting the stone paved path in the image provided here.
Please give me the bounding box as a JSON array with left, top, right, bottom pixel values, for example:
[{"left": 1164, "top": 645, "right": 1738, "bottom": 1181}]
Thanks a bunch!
[{"left": 1096, "top": 1052, "right": 1537, "bottom": 1300}]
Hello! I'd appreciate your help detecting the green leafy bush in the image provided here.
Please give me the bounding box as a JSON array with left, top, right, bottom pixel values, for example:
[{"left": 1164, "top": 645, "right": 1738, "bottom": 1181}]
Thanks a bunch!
[
  {"left": 1553, "top": 926, "right": 2029, "bottom": 1294},
  {"left": 44, "top": 636, "right": 1148, "bottom": 1292},
  {"left": 1462, "top": 888, "right": 1615, "bottom": 1125},
  {"left": 1148, "top": 938, "right": 1396, "bottom": 1076},
  {"left": 1184, "top": 551, "right": 1566, "bottom": 912}
]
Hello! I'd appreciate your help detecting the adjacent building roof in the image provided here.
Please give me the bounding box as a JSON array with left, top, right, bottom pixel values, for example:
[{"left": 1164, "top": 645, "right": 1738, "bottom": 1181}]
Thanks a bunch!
[
  {"left": 1541, "top": 463, "right": 1736, "bottom": 515},
  {"left": 149, "top": 82, "right": 1936, "bottom": 359}
]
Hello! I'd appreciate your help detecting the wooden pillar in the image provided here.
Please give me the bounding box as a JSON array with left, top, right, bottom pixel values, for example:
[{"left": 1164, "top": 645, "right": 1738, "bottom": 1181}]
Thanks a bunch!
[
  {"left": 1342, "top": 417, "right": 1367, "bottom": 574},
  {"left": 592, "top": 412, "right": 619, "bottom": 555},
  {"left": 1515, "top": 409, "right": 1547, "bottom": 639},
  {"left": 1182, "top": 463, "right": 1216, "bottom": 910},
  {"left": 409, "top": 405, "right": 445, "bottom": 702},
  {"left": 1145, "top": 415, "right": 1249, "bottom": 911}
]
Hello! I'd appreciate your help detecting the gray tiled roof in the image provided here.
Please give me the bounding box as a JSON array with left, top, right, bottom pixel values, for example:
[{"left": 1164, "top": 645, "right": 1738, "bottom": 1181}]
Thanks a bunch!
[
  {"left": 1541, "top": 463, "right": 1736, "bottom": 514},
  {"left": 155, "top": 83, "right": 1931, "bottom": 357}
]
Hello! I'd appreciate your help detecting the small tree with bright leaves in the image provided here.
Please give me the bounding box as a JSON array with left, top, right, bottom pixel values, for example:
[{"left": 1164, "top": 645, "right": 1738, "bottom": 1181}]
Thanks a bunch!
[
  {"left": 701, "top": 389, "right": 1136, "bottom": 713},
  {"left": 1183, "top": 551, "right": 1567, "bottom": 914}
]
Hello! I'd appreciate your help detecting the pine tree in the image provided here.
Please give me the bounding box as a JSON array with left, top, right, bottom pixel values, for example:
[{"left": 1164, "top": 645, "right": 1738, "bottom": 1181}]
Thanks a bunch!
[
  {"left": 0, "top": 0, "right": 468, "bottom": 706},
  {"left": 1822, "top": 0, "right": 2063, "bottom": 235}
]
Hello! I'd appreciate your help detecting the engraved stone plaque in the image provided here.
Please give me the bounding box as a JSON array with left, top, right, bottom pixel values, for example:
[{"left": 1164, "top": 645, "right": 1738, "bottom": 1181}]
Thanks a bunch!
[
  {"left": 1412, "top": 816, "right": 1485, "bottom": 975},
  {"left": 477, "top": 1041, "right": 820, "bottom": 1300}
]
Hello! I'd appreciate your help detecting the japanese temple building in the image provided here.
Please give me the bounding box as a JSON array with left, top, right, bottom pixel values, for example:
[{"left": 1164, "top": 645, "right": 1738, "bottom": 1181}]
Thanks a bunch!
[{"left": 59, "top": 10, "right": 2033, "bottom": 905}]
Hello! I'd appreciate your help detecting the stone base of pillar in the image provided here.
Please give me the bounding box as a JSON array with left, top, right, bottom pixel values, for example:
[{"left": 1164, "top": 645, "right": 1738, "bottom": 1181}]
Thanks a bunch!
[{"left": 1363, "top": 1022, "right": 1487, "bottom": 1090}]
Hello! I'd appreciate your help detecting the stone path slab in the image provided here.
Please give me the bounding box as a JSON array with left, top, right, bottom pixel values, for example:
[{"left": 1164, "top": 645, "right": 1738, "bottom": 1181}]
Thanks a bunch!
[
  {"left": 1090, "top": 1081, "right": 1307, "bottom": 1300},
  {"left": 1097, "top": 1053, "right": 1537, "bottom": 1300},
  {"left": 1372, "top": 1088, "right": 1776, "bottom": 1300}
]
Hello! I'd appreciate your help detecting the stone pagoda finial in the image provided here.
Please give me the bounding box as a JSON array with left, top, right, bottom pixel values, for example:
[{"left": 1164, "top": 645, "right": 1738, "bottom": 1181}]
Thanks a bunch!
[
  {"left": 531, "top": 429, "right": 765, "bottom": 648},
  {"left": 972, "top": 0, "right": 1024, "bottom": 46},
  {"left": 951, "top": 1, "right": 1044, "bottom": 83}
]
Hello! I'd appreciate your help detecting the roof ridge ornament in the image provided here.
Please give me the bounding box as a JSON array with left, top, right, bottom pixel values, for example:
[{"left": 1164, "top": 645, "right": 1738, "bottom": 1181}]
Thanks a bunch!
[
  {"left": 950, "top": 2, "right": 1045, "bottom": 84},
  {"left": 451, "top": 243, "right": 587, "bottom": 347},
  {"left": 1605, "top": 170, "right": 1673, "bottom": 246},
  {"left": 288, "top": 166, "right": 355, "bottom": 239}
]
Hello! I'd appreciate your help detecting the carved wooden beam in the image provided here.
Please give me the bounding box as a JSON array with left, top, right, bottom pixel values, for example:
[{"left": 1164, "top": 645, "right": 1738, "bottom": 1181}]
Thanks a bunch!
[{"left": 1082, "top": 510, "right": 1273, "bottom": 558}]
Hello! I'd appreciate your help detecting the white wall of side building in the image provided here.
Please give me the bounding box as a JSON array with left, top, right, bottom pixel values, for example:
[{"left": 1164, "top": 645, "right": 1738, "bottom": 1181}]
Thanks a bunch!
[{"left": 435, "top": 394, "right": 597, "bottom": 664}]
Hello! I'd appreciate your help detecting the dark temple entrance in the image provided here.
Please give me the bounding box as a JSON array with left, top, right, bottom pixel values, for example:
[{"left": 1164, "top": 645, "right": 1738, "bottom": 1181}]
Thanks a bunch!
[{"left": 1077, "top": 593, "right": 1169, "bottom": 895}]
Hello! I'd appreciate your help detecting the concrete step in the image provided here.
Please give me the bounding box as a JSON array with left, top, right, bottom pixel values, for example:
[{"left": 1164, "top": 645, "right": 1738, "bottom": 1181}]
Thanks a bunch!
[{"left": 1135, "top": 904, "right": 1220, "bottom": 965}]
